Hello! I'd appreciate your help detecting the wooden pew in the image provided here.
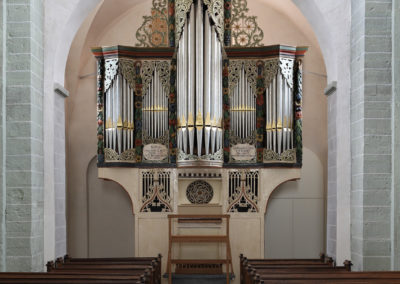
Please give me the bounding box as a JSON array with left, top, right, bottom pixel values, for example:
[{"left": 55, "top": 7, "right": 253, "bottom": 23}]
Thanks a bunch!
[
  {"left": 58, "top": 255, "right": 161, "bottom": 284},
  {"left": 0, "top": 272, "right": 144, "bottom": 283},
  {"left": 240, "top": 254, "right": 353, "bottom": 284}
]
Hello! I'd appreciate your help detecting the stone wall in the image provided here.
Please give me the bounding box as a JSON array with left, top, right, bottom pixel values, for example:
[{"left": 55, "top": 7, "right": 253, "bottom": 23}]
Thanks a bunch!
[
  {"left": 1, "top": 0, "right": 44, "bottom": 271},
  {"left": 350, "top": 0, "right": 393, "bottom": 271}
]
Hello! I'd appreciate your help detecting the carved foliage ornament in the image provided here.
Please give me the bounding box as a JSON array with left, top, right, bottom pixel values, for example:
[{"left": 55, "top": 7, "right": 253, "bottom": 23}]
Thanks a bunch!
[
  {"left": 204, "top": 0, "right": 224, "bottom": 43},
  {"left": 263, "top": 148, "right": 296, "bottom": 163},
  {"left": 104, "top": 59, "right": 137, "bottom": 92},
  {"left": 264, "top": 58, "right": 295, "bottom": 88},
  {"left": 175, "top": 0, "right": 193, "bottom": 43},
  {"left": 228, "top": 60, "right": 258, "bottom": 98},
  {"left": 104, "top": 148, "right": 136, "bottom": 162},
  {"left": 231, "top": 0, "right": 263, "bottom": 47},
  {"left": 141, "top": 61, "right": 171, "bottom": 97},
  {"left": 175, "top": 0, "right": 224, "bottom": 44},
  {"left": 136, "top": 0, "right": 169, "bottom": 47}
]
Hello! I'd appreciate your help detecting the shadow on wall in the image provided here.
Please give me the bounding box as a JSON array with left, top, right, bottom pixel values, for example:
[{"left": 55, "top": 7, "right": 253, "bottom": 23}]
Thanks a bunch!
[
  {"left": 264, "top": 148, "right": 325, "bottom": 259},
  {"left": 87, "top": 157, "right": 135, "bottom": 257}
]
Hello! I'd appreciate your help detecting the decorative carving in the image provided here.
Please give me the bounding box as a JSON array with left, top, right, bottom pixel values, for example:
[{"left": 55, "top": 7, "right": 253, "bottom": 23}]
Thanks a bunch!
[
  {"left": 294, "top": 59, "right": 303, "bottom": 165},
  {"left": 223, "top": 59, "right": 230, "bottom": 163},
  {"left": 169, "top": 58, "right": 177, "bottom": 163},
  {"left": 104, "top": 59, "right": 119, "bottom": 92},
  {"left": 178, "top": 148, "right": 223, "bottom": 162},
  {"left": 156, "top": 60, "right": 171, "bottom": 95},
  {"left": 228, "top": 60, "right": 258, "bottom": 97},
  {"left": 279, "top": 58, "right": 295, "bottom": 88},
  {"left": 141, "top": 171, "right": 172, "bottom": 212},
  {"left": 263, "top": 59, "right": 279, "bottom": 87},
  {"left": 204, "top": 0, "right": 225, "bottom": 43},
  {"left": 230, "top": 130, "right": 256, "bottom": 145},
  {"left": 186, "top": 180, "right": 214, "bottom": 204},
  {"left": 175, "top": 0, "right": 193, "bottom": 43},
  {"left": 104, "top": 148, "right": 136, "bottom": 162},
  {"left": 229, "top": 130, "right": 256, "bottom": 163},
  {"left": 143, "top": 130, "right": 169, "bottom": 145},
  {"left": 97, "top": 58, "right": 105, "bottom": 163},
  {"left": 263, "top": 148, "right": 296, "bottom": 163},
  {"left": 230, "top": 0, "right": 263, "bottom": 47},
  {"left": 141, "top": 61, "right": 171, "bottom": 97},
  {"left": 136, "top": 0, "right": 169, "bottom": 47},
  {"left": 228, "top": 170, "right": 258, "bottom": 212},
  {"left": 224, "top": 0, "right": 232, "bottom": 46},
  {"left": 119, "top": 59, "right": 137, "bottom": 89}
]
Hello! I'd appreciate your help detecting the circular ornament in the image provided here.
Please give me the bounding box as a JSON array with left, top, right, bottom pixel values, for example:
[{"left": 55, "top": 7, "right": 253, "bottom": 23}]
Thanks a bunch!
[{"left": 186, "top": 180, "right": 213, "bottom": 204}]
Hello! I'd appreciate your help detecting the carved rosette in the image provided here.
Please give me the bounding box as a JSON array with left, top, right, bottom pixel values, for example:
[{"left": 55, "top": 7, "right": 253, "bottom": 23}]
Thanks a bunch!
[{"left": 186, "top": 180, "right": 214, "bottom": 204}]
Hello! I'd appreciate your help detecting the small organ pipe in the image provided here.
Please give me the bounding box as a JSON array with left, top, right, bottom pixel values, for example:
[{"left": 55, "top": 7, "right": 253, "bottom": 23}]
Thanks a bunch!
[
  {"left": 182, "top": 24, "right": 188, "bottom": 154},
  {"left": 187, "top": 6, "right": 195, "bottom": 155},
  {"left": 204, "top": 12, "right": 211, "bottom": 155},
  {"left": 196, "top": 0, "right": 204, "bottom": 156}
]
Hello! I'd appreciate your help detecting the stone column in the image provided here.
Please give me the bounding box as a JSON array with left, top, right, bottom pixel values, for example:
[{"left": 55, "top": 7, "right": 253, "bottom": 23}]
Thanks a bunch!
[
  {"left": 54, "top": 84, "right": 67, "bottom": 258},
  {"left": 350, "top": 0, "right": 393, "bottom": 271},
  {"left": 325, "top": 82, "right": 337, "bottom": 259},
  {"left": 392, "top": 0, "right": 400, "bottom": 271},
  {"left": 0, "top": 0, "right": 44, "bottom": 271}
]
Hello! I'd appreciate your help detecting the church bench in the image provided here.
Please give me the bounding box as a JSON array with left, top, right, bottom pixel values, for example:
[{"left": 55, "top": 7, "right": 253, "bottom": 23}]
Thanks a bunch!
[
  {"left": 58, "top": 255, "right": 161, "bottom": 283},
  {"left": 253, "top": 272, "right": 400, "bottom": 284},
  {"left": 0, "top": 272, "right": 146, "bottom": 283}
]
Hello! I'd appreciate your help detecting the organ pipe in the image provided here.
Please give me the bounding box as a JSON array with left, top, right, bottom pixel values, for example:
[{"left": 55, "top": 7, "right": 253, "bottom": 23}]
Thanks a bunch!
[
  {"left": 265, "top": 67, "right": 294, "bottom": 154},
  {"left": 230, "top": 62, "right": 257, "bottom": 140},
  {"left": 177, "top": 0, "right": 223, "bottom": 161},
  {"left": 104, "top": 73, "right": 135, "bottom": 156},
  {"left": 142, "top": 64, "right": 169, "bottom": 140}
]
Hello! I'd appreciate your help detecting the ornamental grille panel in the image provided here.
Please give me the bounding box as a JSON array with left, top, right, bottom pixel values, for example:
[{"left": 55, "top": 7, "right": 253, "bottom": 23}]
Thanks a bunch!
[
  {"left": 140, "top": 170, "right": 172, "bottom": 212},
  {"left": 228, "top": 170, "right": 258, "bottom": 212}
]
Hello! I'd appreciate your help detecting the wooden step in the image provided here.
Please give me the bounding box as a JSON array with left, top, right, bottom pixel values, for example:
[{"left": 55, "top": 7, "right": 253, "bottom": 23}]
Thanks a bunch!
[
  {"left": 171, "top": 259, "right": 231, "bottom": 264},
  {"left": 170, "top": 235, "right": 228, "bottom": 243}
]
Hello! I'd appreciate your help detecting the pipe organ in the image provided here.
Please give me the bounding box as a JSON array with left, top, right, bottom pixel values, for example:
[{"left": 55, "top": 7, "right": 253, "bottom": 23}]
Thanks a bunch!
[
  {"left": 92, "top": 1, "right": 307, "bottom": 168},
  {"left": 176, "top": 0, "right": 223, "bottom": 167}
]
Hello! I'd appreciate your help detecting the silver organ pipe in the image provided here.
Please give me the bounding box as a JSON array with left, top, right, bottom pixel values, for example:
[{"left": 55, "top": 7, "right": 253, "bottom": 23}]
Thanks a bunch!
[
  {"left": 265, "top": 65, "right": 295, "bottom": 155},
  {"left": 142, "top": 63, "right": 170, "bottom": 140},
  {"left": 187, "top": 6, "right": 195, "bottom": 155},
  {"left": 230, "top": 63, "right": 257, "bottom": 140},
  {"left": 104, "top": 70, "right": 135, "bottom": 157},
  {"left": 204, "top": 11, "right": 211, "bottom": 155},
  {"left": 177, "top": 0, "right": 223, "bottom": 159},
  {"left": 195, "top": 0, "right": 204, "bottom": 156}
]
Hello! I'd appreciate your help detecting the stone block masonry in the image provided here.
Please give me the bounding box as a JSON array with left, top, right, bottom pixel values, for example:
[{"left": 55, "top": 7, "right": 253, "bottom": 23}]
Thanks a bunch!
[
  {"left": 0, "top": 0, "right": 44, "bottom": 271},
  {"left": 350, "top": 0, "right": 393, "bottom": 271}
]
